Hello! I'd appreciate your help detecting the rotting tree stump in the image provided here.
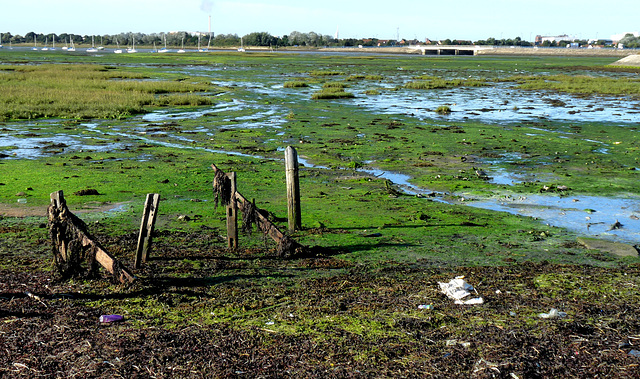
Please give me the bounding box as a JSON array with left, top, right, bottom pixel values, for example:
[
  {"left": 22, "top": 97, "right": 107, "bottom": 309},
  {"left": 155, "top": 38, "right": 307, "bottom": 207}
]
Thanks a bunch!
[{"left": 48, "top": 191, "right": 135, "bottom": 284}]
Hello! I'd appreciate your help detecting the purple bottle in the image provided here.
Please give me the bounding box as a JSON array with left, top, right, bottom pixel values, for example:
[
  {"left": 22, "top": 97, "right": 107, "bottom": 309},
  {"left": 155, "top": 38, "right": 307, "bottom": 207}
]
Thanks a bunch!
[{"left": 99, "top": 314, "right": 124, "bottom": 323}]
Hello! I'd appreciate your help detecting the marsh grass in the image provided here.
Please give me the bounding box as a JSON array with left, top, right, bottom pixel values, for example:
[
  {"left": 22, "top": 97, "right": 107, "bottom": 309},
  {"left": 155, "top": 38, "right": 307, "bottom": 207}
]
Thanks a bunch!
[
  {"left": 322, "top": 82, "right": 347, "bottom": 89},
  {"left": 435, "top": 105, "right": 452, "bottom": 115},
  {"left": 310, "top": 70, "right": 345, "bottom": 76},
  {"left": 0, "top": 64, "right": 217, "bottom": 120},
  {"left": 347, "top": 74, "right": 383, "bottom": 81},
  {"left": 404, "top": 78, "right": 487, "bottom": 90},
  {"left": 507, "top": 74, "right": 640, "bottom": 96},
  {"left": 311, "top": 88, "right": 355, "bottom": 99},
  {"left": 283, "top": 81, "right": 309, "bottom": 88}
]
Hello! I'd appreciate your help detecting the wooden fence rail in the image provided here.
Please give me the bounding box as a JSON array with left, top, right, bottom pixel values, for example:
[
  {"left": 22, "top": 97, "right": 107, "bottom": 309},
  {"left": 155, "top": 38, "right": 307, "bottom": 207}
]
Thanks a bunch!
[{"left": 211, "top": 163, "right": 305, "bottom": 258}]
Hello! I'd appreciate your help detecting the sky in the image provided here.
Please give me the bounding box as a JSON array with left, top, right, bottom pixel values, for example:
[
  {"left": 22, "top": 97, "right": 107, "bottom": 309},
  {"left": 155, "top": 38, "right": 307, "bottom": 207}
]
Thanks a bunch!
[{"left": 1, "top": 0, "right": 638, "bottom": 42}]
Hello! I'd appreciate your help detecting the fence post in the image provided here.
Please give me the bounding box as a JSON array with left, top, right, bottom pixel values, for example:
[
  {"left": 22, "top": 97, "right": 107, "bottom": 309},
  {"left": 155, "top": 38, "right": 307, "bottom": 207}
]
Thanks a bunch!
[
  {"left": 226, "top": 172, "right": 238, "bottom": 249},
  {"left": 285, "top": 146, "right": 301, "bottom": 232},
  {"left": 135, "top": 193, "right": 160, "bottom": 269}
]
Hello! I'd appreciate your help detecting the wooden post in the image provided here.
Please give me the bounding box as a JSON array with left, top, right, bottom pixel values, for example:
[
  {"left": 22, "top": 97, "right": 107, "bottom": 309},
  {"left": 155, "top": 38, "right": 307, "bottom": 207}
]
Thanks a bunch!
[
  {"left": 285, "top": 146, "right": 301, "bottom": 232},
  {"left": 226, "top": 172, "right": 238, "bottom": 249},
  {"left": 48, "top": 190, "right": 135, "bottom": 284},
  {"left": 212, "top": 163, "right": 306, "bottom": 258},
  {"left": 135, "top": 193, "right": 160, "bottom": 269}
]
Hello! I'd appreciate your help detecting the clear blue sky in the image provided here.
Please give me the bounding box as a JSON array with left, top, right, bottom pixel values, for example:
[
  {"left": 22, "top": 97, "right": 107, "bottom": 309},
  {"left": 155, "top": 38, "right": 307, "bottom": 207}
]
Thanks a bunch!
[{"left": 1, "top": 0, "right": 638, "bottom": 41}]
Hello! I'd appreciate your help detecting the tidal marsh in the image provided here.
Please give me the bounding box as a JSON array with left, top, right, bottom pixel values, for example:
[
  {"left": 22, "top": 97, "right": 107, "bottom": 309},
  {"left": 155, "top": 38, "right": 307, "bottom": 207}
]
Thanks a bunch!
[{"left": 1, "top": 49, "right": 640, "bottom": 378}]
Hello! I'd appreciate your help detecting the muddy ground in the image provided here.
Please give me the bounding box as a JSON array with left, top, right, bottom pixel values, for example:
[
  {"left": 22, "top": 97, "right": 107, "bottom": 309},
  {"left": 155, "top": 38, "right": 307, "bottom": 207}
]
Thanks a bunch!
[{"left": 1, "top": 226, "right": 639, "bottom": 378}]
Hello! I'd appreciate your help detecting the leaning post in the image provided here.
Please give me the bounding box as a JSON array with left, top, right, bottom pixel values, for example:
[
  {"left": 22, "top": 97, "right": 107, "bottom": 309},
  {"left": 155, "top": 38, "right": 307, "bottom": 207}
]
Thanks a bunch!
[
  {"left": 285, "top": 146, "right": 301, "bottom": 232},
  {"left": 135, "top": 193, "right": 160, "bottom": 269}
]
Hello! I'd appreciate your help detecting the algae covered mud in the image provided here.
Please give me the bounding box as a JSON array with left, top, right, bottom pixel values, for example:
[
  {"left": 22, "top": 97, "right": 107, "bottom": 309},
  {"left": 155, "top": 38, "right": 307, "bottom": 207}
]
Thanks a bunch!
[{"left": 1, "top": 50, "right": 640, "bottom": 251}]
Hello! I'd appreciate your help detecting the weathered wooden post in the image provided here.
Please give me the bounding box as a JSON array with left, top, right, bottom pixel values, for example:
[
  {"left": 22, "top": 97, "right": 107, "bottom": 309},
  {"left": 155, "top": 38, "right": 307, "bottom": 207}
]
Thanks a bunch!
[
  {"left": 48, "top": 190, "right": 135, "bottom": 284},
  {"left": 135, "top": 193, "right": 160, "bottom": 269},
  {"left": 285, "top": 146, "right": 301, "bottom": 232},
  {"left": 226, "top": 172, "right": 238, "bottom": 249}
]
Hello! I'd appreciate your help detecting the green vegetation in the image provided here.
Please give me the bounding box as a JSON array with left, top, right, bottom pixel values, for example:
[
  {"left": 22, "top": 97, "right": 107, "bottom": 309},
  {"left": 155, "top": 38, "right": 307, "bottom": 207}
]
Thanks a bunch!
[
  {"left": 311, "top": 88, "right": 355, "bottom": 99},
  {"left": 435, "top": 105, "right": 452, "bottom": 114},
  {"left": 404, "top": 77, "right": 487, "bottom": 90},
  {"left": 0, "top": 64, "right": 219, "bottom": 120},
  {"left": 310, "top": 70, "right": 345, "bottom": 76},
  {"left": 509, "top": 74, "right": 640, "bottom": 96},
  {"left": 283, "top": 81, "right": 309, "bottom": 88},
  {"left": 322, "top": 82, "right": 347, "bottom": 89}
]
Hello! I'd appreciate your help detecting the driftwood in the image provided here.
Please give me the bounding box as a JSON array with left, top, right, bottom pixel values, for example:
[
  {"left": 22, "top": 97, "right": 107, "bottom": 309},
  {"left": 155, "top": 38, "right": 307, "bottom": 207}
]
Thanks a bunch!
[
  {"left": 48, "top": 191, "right": 135, "bottom": 284},
  {"left": 211, "top": 164, "right": 305, "bottom": 258}
]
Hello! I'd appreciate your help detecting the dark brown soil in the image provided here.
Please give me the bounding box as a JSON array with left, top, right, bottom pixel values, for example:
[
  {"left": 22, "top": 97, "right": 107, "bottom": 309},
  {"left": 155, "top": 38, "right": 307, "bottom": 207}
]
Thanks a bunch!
[
  {"left": 1, "top": 226, "right": 640, "bottom": 378},
  {"left": 2, "top": 261, "right": 640, "bottom": 377}
]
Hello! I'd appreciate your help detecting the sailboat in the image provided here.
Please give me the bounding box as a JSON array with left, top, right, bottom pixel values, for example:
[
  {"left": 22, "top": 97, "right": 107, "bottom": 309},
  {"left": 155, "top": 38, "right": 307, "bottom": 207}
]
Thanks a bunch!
[
  {"left": 114, "top": 37, "right": 123, "bottom": 53},
  {"left": 158, "top": 34, "right": 169, "bottom": 53},
  {"left": 238, "top": 36, "right": 246, "bottom": 52},
  {"left": 177, "top": 37, "right": 185, "bottom": 53},
  {"left": 50, "top": 36, "right": 56, "bottom": 51},
  {"left": 0, "top": 33, "right": 3, "bottom": 49},
  {"left": 127, "top": 36, "right": 137, "bottom": 53},
  {"left": 197, "top": 34, "right": 205, "bottom": 52},
  {"left": 32, "top": 35, "right": 38, "bottom": 50},
  {"left": 87, "top": 36, "right": 98, "bottom": 52},
  {"left": 41, "top": 37, "right": 49, "bottom": 51},
  {"left": 97, "top": 36, "right": 104, "bottom": 50},
  {"left": 67, "top": 38, "right": 76, "bottom": 52}
]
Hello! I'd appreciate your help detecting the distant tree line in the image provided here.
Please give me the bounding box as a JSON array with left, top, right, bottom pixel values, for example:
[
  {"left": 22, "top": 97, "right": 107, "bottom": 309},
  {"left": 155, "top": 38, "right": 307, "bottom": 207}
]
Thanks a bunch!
[
  {"left": 0, "top": 31, "right": 337, "bottom": 48},
  {"left": 2, "top": 30, "right": 634, "bottom": 48}
]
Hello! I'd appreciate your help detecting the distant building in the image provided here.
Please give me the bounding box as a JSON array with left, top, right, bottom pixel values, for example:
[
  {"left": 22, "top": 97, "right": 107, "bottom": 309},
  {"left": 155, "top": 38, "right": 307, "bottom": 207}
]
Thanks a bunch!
[{"left": 535, "top": 34, "right": 571, "bottom": 45}]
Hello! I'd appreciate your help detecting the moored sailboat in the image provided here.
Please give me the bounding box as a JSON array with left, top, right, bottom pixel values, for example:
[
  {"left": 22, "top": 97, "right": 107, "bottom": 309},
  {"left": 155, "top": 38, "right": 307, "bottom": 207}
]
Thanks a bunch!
[
  {"left": 87, "top": 36, "right": 98, "bottom": 52},
  {"left": 158, "top": 34, "right": 169, "bottom": 53},
  {"left": 127, "top": 37, "right": 137, "bottom": 53}
]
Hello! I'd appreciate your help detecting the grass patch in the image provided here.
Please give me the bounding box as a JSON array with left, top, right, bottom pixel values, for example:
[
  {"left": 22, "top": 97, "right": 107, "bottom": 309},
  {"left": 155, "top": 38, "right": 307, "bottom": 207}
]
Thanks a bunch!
[
  {"left": 283, "top": 81, "right": 309, "bottom": 88},
  {"left": 404, "top": 78, "right": 487, "bottom": 90},
  {"left": 310, "top": 70, "right": 345, "bottom": 76},
  {"left": 435, "top": 105, "right": 452, "bottom": 115},
  {"left": 507, "top": 74, "right": 640, "bottom": 96},
  {"left": 0, "top": 64, "right": 220, "bottom": 120},
  {"left": 311, "top": 89, "right": 355, "bottom": 99},
  {"left": 322, "top": 82, "right": 347, "bottom": 89}
]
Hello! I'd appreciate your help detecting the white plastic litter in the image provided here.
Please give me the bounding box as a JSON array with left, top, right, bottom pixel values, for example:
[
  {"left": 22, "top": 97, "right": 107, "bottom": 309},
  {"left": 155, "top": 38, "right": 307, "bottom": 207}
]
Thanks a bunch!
[
  {"left": 438, "top": 276, "right": 484, "bottom": 305},
  {"left": 538, "top": 308, "right": 567, "bottom": 319}
]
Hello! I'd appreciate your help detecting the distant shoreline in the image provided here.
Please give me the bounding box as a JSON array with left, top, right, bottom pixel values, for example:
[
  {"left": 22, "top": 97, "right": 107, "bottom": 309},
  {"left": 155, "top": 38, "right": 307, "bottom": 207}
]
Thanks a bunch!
[
  {"left": 319, "top": 46, "right": 639, "bottom": 57},
  {"left": 4, "top": 43, "right": 638, "bottom": 58}
]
